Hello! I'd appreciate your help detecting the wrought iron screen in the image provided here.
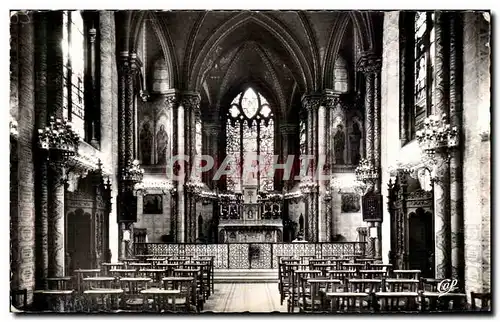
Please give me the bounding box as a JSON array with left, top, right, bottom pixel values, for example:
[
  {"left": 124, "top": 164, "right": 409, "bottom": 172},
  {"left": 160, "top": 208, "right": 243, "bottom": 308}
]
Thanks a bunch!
[{"left": 134, "top": 242, "right": 366, "bottom": 269}]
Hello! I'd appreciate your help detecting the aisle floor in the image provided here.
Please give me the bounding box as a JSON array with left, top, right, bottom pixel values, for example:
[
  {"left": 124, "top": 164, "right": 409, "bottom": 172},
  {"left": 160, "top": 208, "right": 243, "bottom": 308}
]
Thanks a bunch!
[{"left": 202, "top": 283, "right": 287, "bottom": 313}]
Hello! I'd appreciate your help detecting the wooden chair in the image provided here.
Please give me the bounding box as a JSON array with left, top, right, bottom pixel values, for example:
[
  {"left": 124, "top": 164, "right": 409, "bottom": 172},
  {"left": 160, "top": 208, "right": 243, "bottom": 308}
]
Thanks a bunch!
[
  {"left": 162, "top": 277, "right": 197, "bottom": 312},
  {"left": 328, "top": 270, "right": 356, "bottom": 285},
  {"left": 360, "top": 270, "right": 387, "bottom": 280},
  {"left": 303, "top": 278, "right": 342, "bottom": 312},
  {"left": 347, "top": 279, "right": 383, "bottom": 293},
  {"left": 326, "top": 292, "right": 371, "bottom": 312},
  {"left": 141, "top": 288, "right": 181, "bottom": 312},
  {"left": 10, "top": 289, "right": 27, "bottom": 311},
  {"left": 384, "top": 278, "right": 420, "bottom": 292},
  {"left": 118, "top": 277, "right": 151, "bottom": 310},
  {"left": 374, "top": 291, "right": 420, "bottom": 312},
  {"left": 470, "top": 292, "right": 491, "bottom": 311},
  {"left": 287, "top": 269, "right": 321, "bottom": 313},
  {"left": 83, "top": 289, "right": 123, "bottom": 312},
  {"left": 392, "top": 269, "right": 420, "bottom": 280}
]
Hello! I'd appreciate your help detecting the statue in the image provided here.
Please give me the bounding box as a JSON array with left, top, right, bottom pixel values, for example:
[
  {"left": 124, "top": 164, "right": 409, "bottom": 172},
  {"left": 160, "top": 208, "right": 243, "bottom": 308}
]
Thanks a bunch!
[
  {"left": 156, "top": 124, "right": 168, "bottom": 165},
  {"left": 139, "top": 123, "right": 152, "bottom": 165},
  {"left": 334, "top": 124, "right": 345, "bottom": 165},
  {"left": 350, "top": 122, "right": 362, "bottom": 165}
]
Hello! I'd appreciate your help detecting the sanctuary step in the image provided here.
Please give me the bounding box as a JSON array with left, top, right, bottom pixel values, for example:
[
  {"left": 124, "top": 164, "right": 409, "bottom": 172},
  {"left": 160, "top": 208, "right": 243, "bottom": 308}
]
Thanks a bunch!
[{"left": 214, "top": 269, "right": 279, "bottom": 283}]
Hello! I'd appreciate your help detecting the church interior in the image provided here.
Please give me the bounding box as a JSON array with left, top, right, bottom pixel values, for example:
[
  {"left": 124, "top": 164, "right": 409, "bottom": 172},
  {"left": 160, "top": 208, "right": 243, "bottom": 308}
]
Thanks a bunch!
[{"left": 9, "top": 10, "right": 491, "bottom": 313}]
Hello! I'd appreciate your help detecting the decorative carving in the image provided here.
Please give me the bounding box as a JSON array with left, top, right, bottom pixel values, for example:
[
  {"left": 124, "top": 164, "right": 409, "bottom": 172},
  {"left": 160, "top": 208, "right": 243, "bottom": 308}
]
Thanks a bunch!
[{"left": 357, "top": 51, "right": 382, "bottom": 74}]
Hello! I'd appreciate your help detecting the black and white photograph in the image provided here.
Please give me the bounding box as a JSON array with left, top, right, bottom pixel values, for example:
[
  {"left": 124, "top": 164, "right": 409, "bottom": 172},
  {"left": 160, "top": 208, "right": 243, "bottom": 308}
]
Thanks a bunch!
[{"left": 7, "top": 4, "right": 492, "bottom": 315}]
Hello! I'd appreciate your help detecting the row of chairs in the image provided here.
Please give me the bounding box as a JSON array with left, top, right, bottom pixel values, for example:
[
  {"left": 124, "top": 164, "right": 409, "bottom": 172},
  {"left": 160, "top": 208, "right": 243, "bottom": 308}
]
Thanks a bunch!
[
  {"left": 28, "top": 256, "right": 215, "bottom": 313},
  {"left": 278, "top": 256, "right": 490, "bottom": 313}
]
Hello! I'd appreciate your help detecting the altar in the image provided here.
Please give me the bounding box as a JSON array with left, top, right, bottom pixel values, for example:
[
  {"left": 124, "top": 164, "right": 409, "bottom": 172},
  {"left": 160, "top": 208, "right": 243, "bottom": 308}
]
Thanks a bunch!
[{"left": 218, "top": 185, "right": 283, "bottom": 243}]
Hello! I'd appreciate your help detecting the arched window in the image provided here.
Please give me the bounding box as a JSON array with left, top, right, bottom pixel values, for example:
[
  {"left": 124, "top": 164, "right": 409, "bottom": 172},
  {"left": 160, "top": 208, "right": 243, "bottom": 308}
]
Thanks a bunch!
[
  {"left": 226, "top": 88, "right": 274, "bottom": 192},
  {"left": 413, "top": 12, "right": 435, "bottom": 131},
  {"left": 62, "top": 10, "right": 86, "bottom": 139},
  {"left": 400, "top": 11, "right": 435, "bottom": 143}
]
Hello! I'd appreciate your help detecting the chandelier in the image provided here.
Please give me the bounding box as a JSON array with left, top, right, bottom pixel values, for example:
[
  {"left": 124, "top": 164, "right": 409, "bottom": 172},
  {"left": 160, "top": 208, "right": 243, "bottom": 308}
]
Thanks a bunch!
[
  {"left": 37, "top": 116, "right": 80, "bottom": 158},
  {"left": 416, "top": 114, "right": 459, "bottom": 159},
  {"left": 121, "top": 159, "right": 144, "bottom": 183},
  {"left": 185, "top": 179, "right": 204, "bottom": 195},
  {"left": 355, "top": 158, "right": 379, "bottom": 184},
  {"left": 299, "top": 177, "right": 317, "bottom": 194}
]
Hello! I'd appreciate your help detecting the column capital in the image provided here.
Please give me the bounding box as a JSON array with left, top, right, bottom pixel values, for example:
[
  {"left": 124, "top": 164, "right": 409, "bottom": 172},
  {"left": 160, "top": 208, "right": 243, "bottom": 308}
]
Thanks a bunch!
[
  {"left": 301, "top": 94, "right": 322, "bottom": 112},
  {"left": 322, "top": 92, "right": 342, "bottom": 109},
  {"left": 203, "top": 123, "right": 221, "bottom": 136},
  {"left": 180, "top": 92, "right": 201, "bottom": 114},
  {"left": 164, "top": 91, "right": 180, "bottom": 109},
  {"left": 279, "top": 123, "right": 297, "bottom": 135},
  {"left": 357, "top": 51, "right": 382, "bottom": 74}
]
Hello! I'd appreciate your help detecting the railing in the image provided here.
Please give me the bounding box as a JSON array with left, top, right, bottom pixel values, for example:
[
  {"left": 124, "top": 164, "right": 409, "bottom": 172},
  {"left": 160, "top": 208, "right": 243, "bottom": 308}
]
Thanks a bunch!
[{"left": 134, "top": 242, "right": 366, "bottom": 269}]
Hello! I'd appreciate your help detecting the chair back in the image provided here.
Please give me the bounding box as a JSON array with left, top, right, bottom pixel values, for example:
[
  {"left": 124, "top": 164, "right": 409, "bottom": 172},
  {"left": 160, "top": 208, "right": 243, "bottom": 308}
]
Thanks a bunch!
[{"left": 471, "top": 292, "right": 491, "bottom": 311}]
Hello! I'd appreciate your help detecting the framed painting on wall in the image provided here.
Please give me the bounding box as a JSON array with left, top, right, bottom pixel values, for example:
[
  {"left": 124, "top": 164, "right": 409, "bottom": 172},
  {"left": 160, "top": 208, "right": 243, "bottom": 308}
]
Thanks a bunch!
[
  {"left": 341, "top": 193, "right": 361, "bottom": 213},
  {"left": 143, "top": 194, "right": 163, "bottom": 214}
]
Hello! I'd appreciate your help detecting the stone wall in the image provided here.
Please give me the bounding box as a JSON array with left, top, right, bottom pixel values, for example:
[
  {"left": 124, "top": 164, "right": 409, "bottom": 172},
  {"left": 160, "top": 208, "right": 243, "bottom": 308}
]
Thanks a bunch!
[
  {"left": 10, "top": 13, "right": 36, "bottom": 299},
  {"left": 380, "top": 11, "right": 400, "bottom": 263},
  {"left": 380, "top": 11, "right": 491, "bottom": 296},
  {"left": 462, "top": 11, "right": 491, "bottom": 295},
  {"left": 99, "top": 11, "right": 119, "bottom": 260}
]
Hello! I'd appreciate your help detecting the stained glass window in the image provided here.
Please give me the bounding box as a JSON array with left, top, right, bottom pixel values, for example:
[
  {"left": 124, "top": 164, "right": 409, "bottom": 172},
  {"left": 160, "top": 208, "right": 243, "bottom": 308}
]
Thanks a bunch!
[
  {"left": 299, "top": 119, "right": 306, "bottom": 155},
  {"left": 226, "top": 88, "right": 275, "bottom": 192},
  {"left": 413, "top": 11, "right": 435, "bottom": 133},
  {"left": 62, "top": 11, "right": 86, "bottom": 139}
]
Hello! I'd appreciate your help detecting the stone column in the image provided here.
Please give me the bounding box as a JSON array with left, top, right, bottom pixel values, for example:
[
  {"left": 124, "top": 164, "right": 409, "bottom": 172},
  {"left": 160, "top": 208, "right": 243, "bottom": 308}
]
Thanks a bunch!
[
  {"left": 302, "top": 95, "right": 321, "bottom": 242},
  {"left": 34, "top": 12, "right": 49, "bottom": 290},
  {"left": 181, "top": 93, "right": 201, "bottom": 243},
  {"left": 432, "top": 12, "right": 451, "bottom": 279},
  {"left": 205, "top": 124, "right": 220, "bottom": 189},
  {"left": 358, "top": 52, "right": 383, "bottom": 259},
  {"left": 176, "top": 99, "right": 185, "bottom": 242},
  {"left": 280, "top": 123, "right": 296, "bottom": 191},
  {"left": 165, "top": 94, "right": 178, "bottom": 240},
  {"left": 45, "top": 11, "right": 67, "bottom": 277},
  {"left": 13, "top": 10, "right": 36, "bottom": 295},
  {"left": 317, "top": 103, "right": 327, "bottom": 241},
  {"left": 449, "top": 13, "right": 465, "bottom": 287},
  {"left": 47, "top": 161, "right": 67, "bottom": 277}
]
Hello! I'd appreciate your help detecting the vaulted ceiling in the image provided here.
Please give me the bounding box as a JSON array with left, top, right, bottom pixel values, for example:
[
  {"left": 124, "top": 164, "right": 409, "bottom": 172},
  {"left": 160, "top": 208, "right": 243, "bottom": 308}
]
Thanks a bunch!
[{"left": 118, "top": 10, "right": 382, "bottom": 118}]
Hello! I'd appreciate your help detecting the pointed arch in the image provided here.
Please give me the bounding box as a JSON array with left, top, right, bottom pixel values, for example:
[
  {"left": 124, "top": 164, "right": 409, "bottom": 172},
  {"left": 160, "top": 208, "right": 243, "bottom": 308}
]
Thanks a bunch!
[
  {"left": 216, "top": 42, "right": 286, "bottom": 118},
  {"left": 129, "top": 11, "right": 179, "bottom": 88},
  {"left": 322, "top": 12, "right": 375, "bottom": 89},
  {"left": 189, "top": 12, "right": 313, "bottom": 92}
]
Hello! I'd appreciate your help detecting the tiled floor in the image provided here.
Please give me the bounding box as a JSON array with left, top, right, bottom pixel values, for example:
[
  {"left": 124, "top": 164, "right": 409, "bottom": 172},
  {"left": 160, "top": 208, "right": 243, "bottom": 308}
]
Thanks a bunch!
[{"left": 202, "top": 283, "right": 287, "bottom": 313}]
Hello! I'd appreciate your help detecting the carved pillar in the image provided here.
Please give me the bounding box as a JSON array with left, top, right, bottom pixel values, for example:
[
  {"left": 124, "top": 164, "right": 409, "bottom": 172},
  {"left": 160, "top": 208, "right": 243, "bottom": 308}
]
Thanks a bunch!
[
  {"left": 165, "top": 94, "right": 178, "bottom": 240},
  {"left": 280, "top": 123, "right": 296, "bottom": 191},
  {"left": 357, "top": 55, "right": 374, "bottom": 162},
  {"left": 44, "top": 11, "right": 68, "bottom": 277},
  {"left": 47, "top": 161, "right": 67, "bottom": 276},
  {"left": 357, "top": 52, "right": 383, "bottom": 259},
  {"left": 88, "top": 27, "right": 100, "bottom": 148},
  {"left": 181, "top": 93, "right": 201, "bottom": 243},
  {"left": 433, "top": 12, "right": 452, "bottom": 279},
  {"left": 302, "top": 95, "right": 321, "bottom": 242},
  {"left": 126, "top": 53, "right": 138, "bottom": 165},
  {"left": 449, "top": 13, "right": 464, "bottom": 287},
  {"left": 204, "top": 124, "right": 220, "bottom": 189},
  {"left": 324, "top": 193, "right": 332, "bottom": 242},
  {"left": 176, "top": 97, "right": 185, "bottom": 242},
  {"left": 34, "top": 12, "right": 49, "bottom": 289}
]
